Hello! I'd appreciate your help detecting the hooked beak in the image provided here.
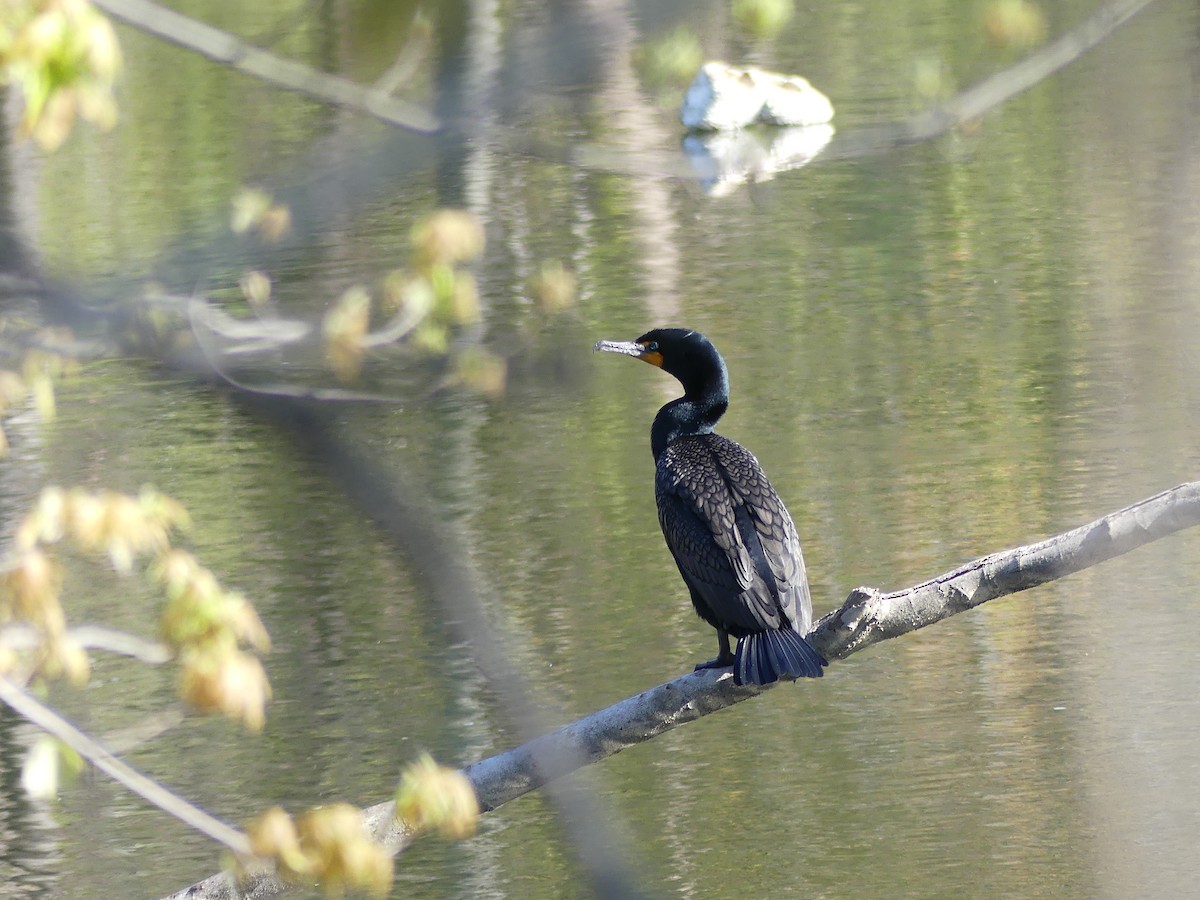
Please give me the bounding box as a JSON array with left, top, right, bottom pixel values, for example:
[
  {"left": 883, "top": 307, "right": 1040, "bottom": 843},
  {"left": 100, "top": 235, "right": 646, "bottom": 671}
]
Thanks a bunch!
[{"left": 593, "top": 339, "right": 664, "bottom": 368}]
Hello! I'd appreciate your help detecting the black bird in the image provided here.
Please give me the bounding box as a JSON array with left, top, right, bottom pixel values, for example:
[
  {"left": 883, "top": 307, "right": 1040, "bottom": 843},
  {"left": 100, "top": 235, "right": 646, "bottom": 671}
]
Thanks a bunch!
[{"left": 595, "top": 328, "right": 826, "bottom": 686}]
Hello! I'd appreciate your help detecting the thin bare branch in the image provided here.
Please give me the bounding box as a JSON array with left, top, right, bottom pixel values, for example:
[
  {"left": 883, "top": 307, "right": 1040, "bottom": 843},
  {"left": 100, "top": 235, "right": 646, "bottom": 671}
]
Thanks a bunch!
[
  {"left": 0, "top": 676, "right": 251, "bottom": 856},
  {"left": 187, "top": 300, "right": 311, "bottom": 356},
  {"left": 0, "top": 623, "right": 171, "bottom": 663},
  {"left": 70, "top": 625, "right": 173, "bottom": 663},
  {"left": 93, "top": 0, "right": 440, "bottom": 134},
  {"left": 184, "top": 296, "right": 403, "bottom": 403}
]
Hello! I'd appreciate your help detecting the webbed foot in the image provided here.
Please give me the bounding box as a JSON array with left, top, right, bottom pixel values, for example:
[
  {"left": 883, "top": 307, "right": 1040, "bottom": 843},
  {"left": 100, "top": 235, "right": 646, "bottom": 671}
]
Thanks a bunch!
[{"left": 694, "top": 630, "right": 735, "bottom": 672}]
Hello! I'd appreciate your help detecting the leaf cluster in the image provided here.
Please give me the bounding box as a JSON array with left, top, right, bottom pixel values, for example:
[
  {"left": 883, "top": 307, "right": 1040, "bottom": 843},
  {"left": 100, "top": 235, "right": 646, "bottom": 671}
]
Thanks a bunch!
[
  {"left": 0, "top": 0, "right": 122, "bottom": 150},
  {"left": 1, "top": 486, "right": 272, "bottom": 731}
]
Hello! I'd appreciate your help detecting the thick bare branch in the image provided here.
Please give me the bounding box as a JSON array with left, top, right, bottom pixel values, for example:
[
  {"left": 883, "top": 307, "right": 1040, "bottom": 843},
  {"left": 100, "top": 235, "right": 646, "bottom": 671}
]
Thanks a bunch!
[
  {"left": 462, "top": 484, "right": 1200, "bottom": 808},
  {"left": 816, "top": 481, "right": 1200, "bottom": 658},
  {"left": 458, "top": 482, "right": 1200, "bottom": 811},
  {"left": 169, "top": 480, "right": 1200, "bottom": 899}
]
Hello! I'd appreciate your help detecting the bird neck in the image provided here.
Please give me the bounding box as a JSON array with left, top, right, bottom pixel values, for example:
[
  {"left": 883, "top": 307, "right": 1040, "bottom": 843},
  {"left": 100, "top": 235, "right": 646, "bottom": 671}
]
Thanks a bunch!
[{"left": 651, "top": 387, "right": 728, "bottom": 461}]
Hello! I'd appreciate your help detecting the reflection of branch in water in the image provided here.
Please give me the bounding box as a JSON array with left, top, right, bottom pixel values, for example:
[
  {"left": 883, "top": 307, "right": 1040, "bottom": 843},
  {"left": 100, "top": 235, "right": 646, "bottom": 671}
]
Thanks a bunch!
[
  {"left": 829, "top": 0, "right": 1158, "bottom": 157},
  {"left": 93, "top": 0, "right": 440, "bottom": 134}
]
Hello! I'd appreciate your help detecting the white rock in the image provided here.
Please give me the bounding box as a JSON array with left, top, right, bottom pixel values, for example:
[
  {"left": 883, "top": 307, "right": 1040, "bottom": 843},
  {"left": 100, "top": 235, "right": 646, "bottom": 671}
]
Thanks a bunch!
[
  {"left": 680, "top": 62, "right": 762, "bottom": 130},
  {"left": 680, "top": 61, "right": 834, "bottom": 131},
  {"left": 758, "top": 72, "right": 835, "bottom": 126}
]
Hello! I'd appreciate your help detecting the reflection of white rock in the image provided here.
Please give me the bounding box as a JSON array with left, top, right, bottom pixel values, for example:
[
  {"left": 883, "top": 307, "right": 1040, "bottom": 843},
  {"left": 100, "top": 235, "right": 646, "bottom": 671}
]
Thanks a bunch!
[
  {"left": 680, "top": 62, "right": 834, "bottom": 131},
  {"left": 682, "top": 123, "right": 835, "bottom": 197}
]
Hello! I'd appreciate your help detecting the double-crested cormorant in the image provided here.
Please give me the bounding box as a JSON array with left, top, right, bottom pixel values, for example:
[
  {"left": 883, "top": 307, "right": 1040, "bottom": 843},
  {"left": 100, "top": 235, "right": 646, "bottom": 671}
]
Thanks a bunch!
[{"left": 595, "top": 328, "right": 826, "bottom": 686}]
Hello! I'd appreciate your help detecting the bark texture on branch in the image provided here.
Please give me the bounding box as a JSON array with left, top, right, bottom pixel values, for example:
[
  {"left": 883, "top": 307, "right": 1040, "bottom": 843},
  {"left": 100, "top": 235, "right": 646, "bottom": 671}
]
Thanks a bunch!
[{"left": 814, "top": 481, "right": 1200, "bottom": 659}]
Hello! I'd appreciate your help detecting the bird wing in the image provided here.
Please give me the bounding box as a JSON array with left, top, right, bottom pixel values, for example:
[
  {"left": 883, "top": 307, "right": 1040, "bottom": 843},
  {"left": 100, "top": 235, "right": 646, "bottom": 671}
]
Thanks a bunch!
[
  {"left": 655, "top": 435, "right": 811, "bottom": 635},
  {"left": 715, "top": 436, "right": 813, "bottom": 635}
]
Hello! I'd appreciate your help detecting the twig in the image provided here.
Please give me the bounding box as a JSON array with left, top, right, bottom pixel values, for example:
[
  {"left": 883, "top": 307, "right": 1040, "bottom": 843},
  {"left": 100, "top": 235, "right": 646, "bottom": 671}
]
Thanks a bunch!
[
  {"left": 187, "top": 300, "right": 311, "bottom": 356},
  {"left": 184, "top": 295, "right": 404, "bottom": 403},
  {"left": 93, "top": 0, "right": 440, "bottom": 134},
  {"left": 69, "top": 625, "right": 174, "bottom": 663},
  {"left": 0, "top": 623, "right": 172, "bottom": 664},
  {"left": 168, "top": 480, "right": 1200, "bottom": 899},
  {"left": 0, "top": 676, "right": 251, "bottom": 856}
]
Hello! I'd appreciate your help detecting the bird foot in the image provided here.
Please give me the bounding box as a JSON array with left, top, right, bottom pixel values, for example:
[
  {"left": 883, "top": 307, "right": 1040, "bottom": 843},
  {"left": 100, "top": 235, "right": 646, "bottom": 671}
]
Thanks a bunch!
[{"left": 694, "top": 655, "right": 734, "bottom": 672}]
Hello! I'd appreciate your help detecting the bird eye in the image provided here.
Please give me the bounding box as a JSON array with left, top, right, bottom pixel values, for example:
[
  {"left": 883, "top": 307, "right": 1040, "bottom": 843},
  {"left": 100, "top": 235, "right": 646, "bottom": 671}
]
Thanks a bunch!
[{"left": 646, "top": 341, "right": 659, "bottom": 351}]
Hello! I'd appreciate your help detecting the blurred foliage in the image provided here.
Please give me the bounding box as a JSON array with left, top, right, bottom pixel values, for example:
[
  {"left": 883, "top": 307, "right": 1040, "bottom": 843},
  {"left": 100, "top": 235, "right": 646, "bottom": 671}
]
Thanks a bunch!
[
  {"left": 531, "top": 261, "right": 578, "bottom": 315},
  {"left": 154, "top": 547, "right": 272, "bottom": 732},
  {"left": 20, "top": 735, "right": 84, "bottom": 800},
  {"left": 246, "top": 803, "right": 393, "bottom": 898},
  {"left": 240, "top": 753, "right": 479, "bottom": 895},
  {"left": 452, "top": 346, "right": 506, "bottom": 398},
  {"left": 0, "top": 329, "right": 78, "bottom": 455},
  {"left": 312, "top": 207, "right": 509, "bottom": 392},
  {"left": 231, "top": 188, "right": 293, "bottom": 243},
  {"left": 394, "top": 752, "right": 478, "bottom": 840},
  {"left": 0, "top": 0, "right": 122, "bottom": 150},
  {"left": 731, "top": 0, "right": 793, "bottom": 38},
  {"left": 111, "top": 198, "right": 545, "bottom": 400},
  {"left": 407, "top": 208, "right": 485, "bottom": 348},
  {"left": 1, "top": 486, "right": 272, "bottom": 732},
  {"left": 239, "top": 269, "right": 273, "bottom": 310},
  {"left": 983, "top": 0, "right": 1048, "bottom": 50},
  {"left": 634, "top": 25, "right": 702, "bottom": 100},
  {"left": 322, "top": 286, "right": 372, "bottom": 383}
]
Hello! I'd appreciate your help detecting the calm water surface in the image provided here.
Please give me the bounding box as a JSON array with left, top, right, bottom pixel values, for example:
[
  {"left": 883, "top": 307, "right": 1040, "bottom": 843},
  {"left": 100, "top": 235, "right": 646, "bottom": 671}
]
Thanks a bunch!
[{"left": 2, "top": 1, "right": 1199, "bottom": 898}]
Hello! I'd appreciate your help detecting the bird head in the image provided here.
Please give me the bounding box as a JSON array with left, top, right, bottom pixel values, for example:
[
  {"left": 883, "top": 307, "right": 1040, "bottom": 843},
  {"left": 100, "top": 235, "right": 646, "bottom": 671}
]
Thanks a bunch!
[{"left": 593, "top": 328, "right": 725, "bottom": 397}]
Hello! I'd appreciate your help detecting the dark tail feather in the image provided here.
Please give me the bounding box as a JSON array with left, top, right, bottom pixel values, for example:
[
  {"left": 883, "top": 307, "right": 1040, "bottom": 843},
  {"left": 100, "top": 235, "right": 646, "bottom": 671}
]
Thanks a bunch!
[{"left": 734, "top": 629, "right": 826, "bottom": 685}]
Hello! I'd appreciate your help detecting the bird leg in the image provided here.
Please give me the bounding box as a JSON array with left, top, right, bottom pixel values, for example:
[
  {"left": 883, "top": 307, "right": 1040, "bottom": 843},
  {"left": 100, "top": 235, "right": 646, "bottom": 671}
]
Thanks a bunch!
[{"left": 694, "top": 629, "right": 735, "bottom": 672}]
